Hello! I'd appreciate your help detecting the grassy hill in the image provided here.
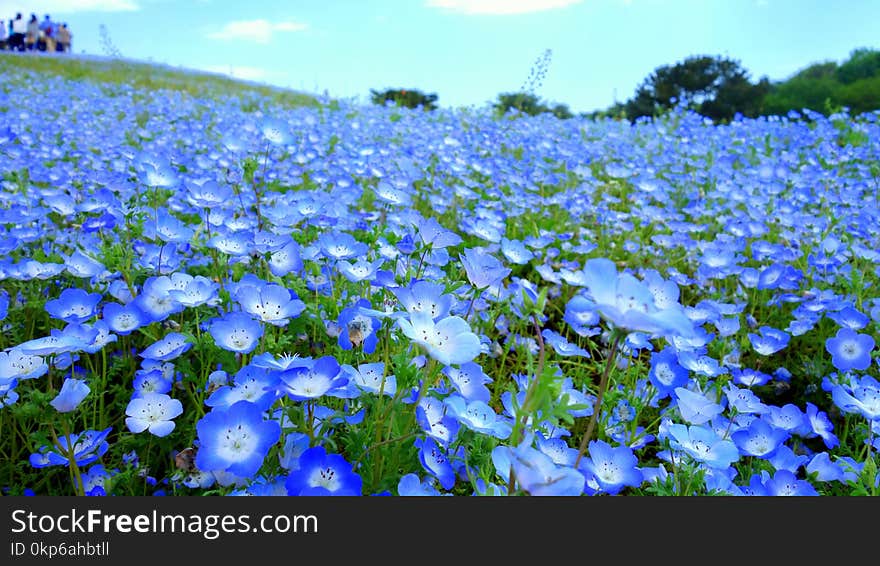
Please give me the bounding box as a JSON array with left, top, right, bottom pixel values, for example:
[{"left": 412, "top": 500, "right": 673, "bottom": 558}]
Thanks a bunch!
[{"left": 0, "top": 52, "right": 320, "bottom": 109}]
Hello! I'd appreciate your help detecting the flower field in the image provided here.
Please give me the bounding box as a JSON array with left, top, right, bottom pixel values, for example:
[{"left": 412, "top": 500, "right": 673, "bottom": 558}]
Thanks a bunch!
[{"left": 2, "top": 56, "right": 879, "bottom": 497}]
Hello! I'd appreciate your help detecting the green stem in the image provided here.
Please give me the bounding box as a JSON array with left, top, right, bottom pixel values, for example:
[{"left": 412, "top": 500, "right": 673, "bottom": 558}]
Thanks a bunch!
[{"left": 574, "top": 331, "right": 623, "bottom": 468}]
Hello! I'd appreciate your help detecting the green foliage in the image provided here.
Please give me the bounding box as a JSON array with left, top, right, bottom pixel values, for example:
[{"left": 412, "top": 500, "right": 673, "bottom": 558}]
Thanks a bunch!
[
  {"left": 623, "top": 54, "right": 770, "bottom": 123},
  {"left": 493, "top": 92, "right": 574, "bottom": 120},
  {"left": 369, "top": 88, "right": 438, "bottom": 111}
]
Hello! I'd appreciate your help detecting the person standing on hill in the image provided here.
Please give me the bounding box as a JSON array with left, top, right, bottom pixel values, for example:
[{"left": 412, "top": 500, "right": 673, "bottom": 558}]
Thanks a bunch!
[
  {"left": 0, "top": 18, "right": 8, "bottom": 50},
  {"left": 25, "top": 14, "right": 38, "bottom": 51},
  {"left": 10, "top": 13, "right": 26, "bottom": 51},
  {"left": 39, "top": 14, "right": 55, "bottom": 52},
  {"left": 56, "top": 23, "right": 71, "bottom": 53}
]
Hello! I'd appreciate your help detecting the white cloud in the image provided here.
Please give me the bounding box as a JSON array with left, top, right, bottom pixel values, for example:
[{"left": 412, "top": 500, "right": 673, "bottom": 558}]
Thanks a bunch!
[
  {"left": 206, "top": 19, "right": 307, "bottom": 44},
  {"left": 201, "top": 65, "right": 269, "bottom": 82},
  {"left": 426, "top": 0, "right": 582, "bottom": 15},
  {"left": 6, "top": 0, "right": 139, "bottom": 14}
]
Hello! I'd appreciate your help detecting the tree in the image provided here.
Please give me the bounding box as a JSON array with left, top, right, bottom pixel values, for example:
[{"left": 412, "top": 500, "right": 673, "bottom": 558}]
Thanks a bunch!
[
  {"left": 493, "top": 92, "right": 573, "bottom": 120},
  {"left": 369, "top": 88, "right": 438, "bottom": 111},
  {"left": 623, "top": 55, "right": 770, "bottom": 122}
]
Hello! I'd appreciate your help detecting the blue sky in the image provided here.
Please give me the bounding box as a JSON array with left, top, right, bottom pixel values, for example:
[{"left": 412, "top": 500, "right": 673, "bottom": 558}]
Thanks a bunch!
[{"left": 5, "top": 0, "right": 880, "bottom": 113}]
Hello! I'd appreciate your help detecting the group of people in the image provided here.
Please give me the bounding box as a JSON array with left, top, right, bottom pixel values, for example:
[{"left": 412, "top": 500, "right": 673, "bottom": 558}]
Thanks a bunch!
[{"left": 0, "top": 13, "right": 72, "bottom": 53}]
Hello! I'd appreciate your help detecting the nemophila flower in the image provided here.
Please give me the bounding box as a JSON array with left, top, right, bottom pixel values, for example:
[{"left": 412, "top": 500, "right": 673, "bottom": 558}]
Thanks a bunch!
[
  {"left": 278, "top": 432, "right": 311, "bottom": 471},
  {"left": 50, "top": 378, "right": 90, "bottom": 413},
  {"left": 443, "top": 362, "right": 492, "bottom": 403},
  {"left": 674, "top": 387, "right": 724, "bottom": 425},
  {"left": 664, "top": 423, "right": 740, "bottom": 470},
  {"left": 317, "top": 231, "right": 369, "bottom": 261},
  {"left": 806, "top": 452, "right": 861, "bottom": 483},
  {"left": 416, "top": 396, "right": 460, "bottom": 446},
  {"left": 495, "top": 443, "right": 584, "bottom": 496},
  {"left": 125, "top": 392, "right": 183, "bottom": 437},
  {"left": 286, "top": 446, "right": 363, "bottom": 496},
  {"left": 209, "top": 312, "right": 263, "bottom": 354},
  {"left": 64, "top": 250, "right": 110, "bottom": 281},
  {"left": 541, "top": 329, "right": 590, "bottom": 357},
  {"left": 207, "top": 231, "right": 253, "bottom": 257},
  {"left": 397, "top": 474, "right": 443, "bottom": 496},
  {"left": 132, "top": 368, "right": 172, "bottom": 398},
  {"left": 830, "top": 374, "right": 880, "bottom": 421},
  {"left": 578, "top": 258, "right": 695, "bottom": 338},
  {"left": 825, "top": 328, "right": 875, "bottom": 372},
  {"left": 676, "top": 350, "right": 726, "bottom": 378},
  {"left": 578, "top": 440, "right": 643, "bottom": 495},
  {"left": 767, "top": 444, "right": 809, "bottom": 473},
  {"left": 764, "top": 404, "right": 809, "bottom": 436},
  {"left": 15, "top": 329, "right": 89, "bottom": 356},
  {"left": 397, "top": 311, "right": 481, "bottom": 366},
  {"left": 268, "top": 240, "right": 304, "bottom": 277},
  {"left": 131, "top": 276, "right": 184, "bottom": 323},
  {"left": 732, "top": 367, "right": 772, "bottom": 387},
  {"left": 0, "top": 380, "right": 19, "bottom": 408},
  {"left": 206, "top": 365, "right": 279, "bottom": 411},
  {"left": 30, "top": 427, "right": 112, "bottom": 469},
  {"left": 166, "top": 275, "right": 220, "bottom": 308},
  {"left": 260, "top": 117, "right": 292, "bottom": 145},
  {"left": 341, "top": 362, "right": 396, "bottom": 397},
  {"left": 723, "top": 383, "right": 768, "bottom": 415},
  {"left": 195, "top": 400, "right": 281, "bottom": 478},
  {"left": 564, "top": 294, "right": 601, "bottom": 337},
  {"left": 278, "top": 355, "right": 347, "bottom": 401},
  {"left": 804, "top": 402, "right": 839, "bottom": 449},
  {"left": 747, "top": 326, "right": 790, "bottom": 356},
  {"left": 102, "top": 302, "right": 148, "bottom": 336},
  {"left": 535, "top": 433, "right": 579, "bottom": 466},
  {"left": 337, "top": 258, "right": 385, "bottom": 283},
  {"left": 0, "top": 349, "right": 48, "bottom": 381},
  {"left": 236, "top": 282, "right": 305, "bottom": 327},
  {"left": 415, "top": 216, "right": 463, "bottom": 249},
  {"left": 648, "top": 347, "right": 689, "bottom": 399},
  {"left": 762, "top": 469, "right": 819, "bottom": 496},
  {"left": 460, "top": 247, "right": 511, "bottom": 290},
  {"left": 393, "top": 280, "right": 453, "bottom": 320},
  {"left": 414, "top": 437, "right": 456, "bottom": 490},
  {"left": 731, "top": 418, "right": 789, "bottom": 459},
  {"left": 140, "top": 332, "right": 192, "bottom": 361},
  {"left": 443, "top": 395, "right": 512, "bottom": 439},
  {"left": 827, "top": 306, "right": 870, "bottom": 331},
  {"left": 337, "top": 299, "right": 381, "bottom": 354},
  {"left": 45, "top": 288, "right": 102, "bottom": 324},
  {"left": 500, "top": 237, "right": 535, "bottom": 265}
]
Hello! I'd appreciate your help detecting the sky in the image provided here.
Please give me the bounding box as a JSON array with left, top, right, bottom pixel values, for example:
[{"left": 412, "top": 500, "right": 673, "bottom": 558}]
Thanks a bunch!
[{"left": 3, "top": 0, "right": 879, "bottom": 113}]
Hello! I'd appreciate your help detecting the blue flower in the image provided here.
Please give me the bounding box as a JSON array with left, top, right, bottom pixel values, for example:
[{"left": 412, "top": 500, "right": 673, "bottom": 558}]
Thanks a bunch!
[
  {"left": 578, "top": 440, "right": 643, "bottom": 495},
  {"left": 393, "top": 280, "right": 453, "bottom": 320},
  {"left": 195, "top": 401, "right": 281, "bottom": 478},
  {"left": 804, "top": 402, "right": 839, "bottom": 449},
  {"left": 748, "top": 326, "right": 790, "bottom": 356},
  {"left": 648, "top": 347, "right": 689, "bottom": 399},
  {"left": 495, "top": 442, "right": 584, "bottom": 496},
  {"left": 414, "top": 437, "right": 456, "bottom": 490},
  {"left": 278, "top": 355, "right": 348, "bottom": 401},
  {"left": 131, "top": 276, "right": 185, "bottom": 323},
  {"left": 337, "top": 299, "right": 381, "bottom": 354},
  {"left": 285, "top": 446, "right": 362, "bottom": 496},
  {"left": 460, "top": 247, "right": 511, "bottom": 290},
  {"left": 825, "top": 327, "right": 875, "bottom": 372},
  {"left": 140, "top": 332, "right": 192, "bottom": 361},
  {"left": 397, "top": 474, "right": 443, "bottom": 496},
  {"left": 45, "top": 288, "right": 103, "bottom": 324},
  {"left": 341, "top": 362, "right": 396, "bottom": 397},
  {"left": 763, "top": 469, "right": 819, "bottom": 496},
  {"left": 397, "top": 311, "right": 481, "bottom": 366},
  {"left": 416, "top": 217, "right": 462, "bottom": 249},
  {"left": 443, "top": 395, "right": 512, "bottom": 439},
  {"left": 674, "top": 387, "right": 724, "bottom": 425},
  {"left": 29, "top": 428, "right": 112, "bottom": 469},
  {"left": 664, "top": 423, "right": 740, "bottom": 470},
  {"left": 442, "top": 362, "right": 492, "bottom": 403},
  {"left": 125, "top": 392, "right": 183, "bottom": 437},
  {"left": 50, "top": 378, "right": 90, "bottom": 413},
  {"left": 830, "top": 374, "right": 880, "bottom": 421},
  {"left": 236, "top": 282, "right": 305, "bottom": 327},
  {"left": 731, "top": 418, "right": 789, "bottom": 458},
  {"left": 0, "top": 349, "right": 48, "bottom": 381},
  {"left": 102, "top": 302, "right": 148, "bottom": 336},
  {"left": 206, "top": 364, "right": 279, "bottom": 411},
  {"left": 578, "top": 258, "right": 695, "bottom": 338},
  {"left": 209, "top": 312, "right": 263, "bottom": 354}
]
